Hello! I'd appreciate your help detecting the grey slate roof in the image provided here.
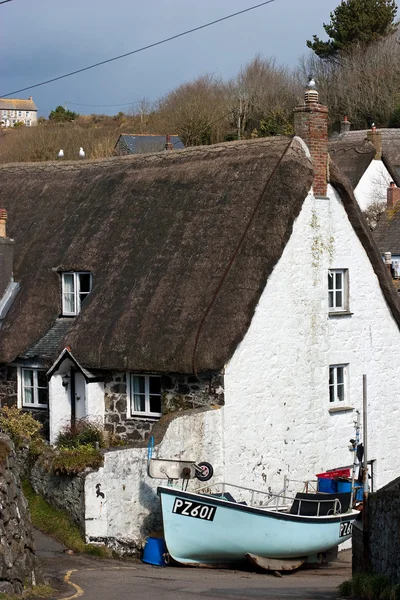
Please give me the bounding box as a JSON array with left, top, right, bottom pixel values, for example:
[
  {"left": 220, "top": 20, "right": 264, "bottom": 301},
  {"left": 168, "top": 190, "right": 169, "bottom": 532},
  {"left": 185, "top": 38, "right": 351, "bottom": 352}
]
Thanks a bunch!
[
  {"left": 115, "top": 134, "right": 184, "bottom": 154},
  {"left": 0, "top": 98, "right": 37, "bottom": 111},
  {"left": 22, "top": 318, "right": 73, "bottom": 360}
]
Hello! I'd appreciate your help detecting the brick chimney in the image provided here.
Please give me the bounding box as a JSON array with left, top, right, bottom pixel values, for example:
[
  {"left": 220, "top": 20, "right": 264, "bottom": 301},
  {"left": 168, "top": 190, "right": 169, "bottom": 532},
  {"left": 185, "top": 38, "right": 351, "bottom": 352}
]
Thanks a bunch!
[
  {"left": 0, "top": 209, "right": 15, "bottom": 299},
  {"left": 294, "top": 85, "right": 329, "bottom": 198},
  {"left": 367, "top": 125, "right": 382, "bottom": 160},
  {"left": 165, "top": 134, "right": 173, "bottom": 151},
  {"left": 387, "top": 181, "right": 400, "bottom": 209},
  {"left": 340, "top": 115, "right": 351, "bottom": 134}
]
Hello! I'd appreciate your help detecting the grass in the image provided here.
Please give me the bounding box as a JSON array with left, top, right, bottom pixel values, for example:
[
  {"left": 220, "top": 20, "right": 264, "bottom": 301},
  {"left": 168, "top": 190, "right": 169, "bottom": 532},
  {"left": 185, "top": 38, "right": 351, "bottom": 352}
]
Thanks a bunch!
[
  {"left": 22, "top": 479, "right": 111, "bottom": 558},
  {"left": 0, "top": 583, "right": 55, "bottom": 600},
  {"left": 338, "top": 573, "right": 400, "bottom": 600}
]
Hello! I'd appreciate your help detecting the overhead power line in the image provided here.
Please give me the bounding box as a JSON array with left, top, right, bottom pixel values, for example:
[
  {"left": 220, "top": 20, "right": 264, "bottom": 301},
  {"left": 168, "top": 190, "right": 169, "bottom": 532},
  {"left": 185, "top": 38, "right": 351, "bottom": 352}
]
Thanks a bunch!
[
  {"left": 0, "top": 0, "right": 14, "bottom": 4},
  {"left": 0, "top": 0, "right": 277, "bottom": 97}
]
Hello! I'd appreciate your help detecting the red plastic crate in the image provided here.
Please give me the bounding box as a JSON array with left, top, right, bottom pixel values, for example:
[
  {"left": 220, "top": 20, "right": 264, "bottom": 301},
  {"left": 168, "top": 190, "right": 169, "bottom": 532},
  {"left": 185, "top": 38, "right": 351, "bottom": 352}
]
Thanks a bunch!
[{"left": 316, "top": 468, "right": 350, "bottom": 479}]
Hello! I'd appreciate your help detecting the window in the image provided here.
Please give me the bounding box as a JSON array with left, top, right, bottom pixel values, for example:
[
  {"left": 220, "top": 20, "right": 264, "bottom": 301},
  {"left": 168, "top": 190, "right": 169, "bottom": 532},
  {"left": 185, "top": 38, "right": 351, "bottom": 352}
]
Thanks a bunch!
[
  {"left": 129, "top": 374, "right": 161, "bottom": 417},
  {"left": 62, "top": 272, "right": 92, "bottom": 316},
  {"left": 21, "top": 368, "right": 48, "bottom": 407},
  {"left": 328, "top": 269, "right": 348, "bottom": 312},
  {"left": 18, "top": 111, "right": 22, "bottom": 117},
  {"left": 26, "top": 111, "right": 30, "bottom": 117},
  {"left": 329, "top": 364, "right": 348, "bottom": 404}
]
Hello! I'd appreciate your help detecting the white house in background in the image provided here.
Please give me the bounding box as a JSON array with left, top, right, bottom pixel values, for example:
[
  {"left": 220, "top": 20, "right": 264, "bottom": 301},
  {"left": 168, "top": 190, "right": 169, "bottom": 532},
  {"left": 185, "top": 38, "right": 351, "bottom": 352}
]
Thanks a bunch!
[
  {"left": 330, "top": 122, "right": 400, "bottom": 211},
  {"left": 1, "top": 89, "right": 400, "bottom": 552},
  {"left": 0, "top": 97, "right": 37, "bottom": 127}
]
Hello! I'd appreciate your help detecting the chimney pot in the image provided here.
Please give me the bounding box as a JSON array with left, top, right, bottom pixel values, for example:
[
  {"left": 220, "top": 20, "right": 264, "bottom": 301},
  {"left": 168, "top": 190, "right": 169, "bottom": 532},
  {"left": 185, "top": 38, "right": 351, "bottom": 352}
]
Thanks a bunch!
[
  {"left": 387, "top": 182, "right": 400, "bottom": 209},
  {"left": 0, "top": 208, "right": 7, "bottom": 238},
  {"left": 165, "top": 134, "right": 173, "bottom": 151},
  {"left": 340, "top": 115, "right": 351, "bottom": 134}
]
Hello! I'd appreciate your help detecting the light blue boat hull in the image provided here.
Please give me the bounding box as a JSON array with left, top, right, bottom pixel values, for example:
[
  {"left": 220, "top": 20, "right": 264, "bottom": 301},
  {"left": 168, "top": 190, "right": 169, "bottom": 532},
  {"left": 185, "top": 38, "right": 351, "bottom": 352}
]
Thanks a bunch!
[{"left": 158, "top": 486, "right": 357, "bottom": 566}]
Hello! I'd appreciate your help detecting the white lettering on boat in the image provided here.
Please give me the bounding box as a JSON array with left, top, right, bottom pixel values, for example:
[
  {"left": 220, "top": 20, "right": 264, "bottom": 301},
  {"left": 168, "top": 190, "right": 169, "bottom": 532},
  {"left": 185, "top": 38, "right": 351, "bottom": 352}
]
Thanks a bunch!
[
  {"left": 172, "top": 498, "right": 217, "bottom": 521},
  {"left": 339, "top": 521, "right": 353, "bottom": 537}
]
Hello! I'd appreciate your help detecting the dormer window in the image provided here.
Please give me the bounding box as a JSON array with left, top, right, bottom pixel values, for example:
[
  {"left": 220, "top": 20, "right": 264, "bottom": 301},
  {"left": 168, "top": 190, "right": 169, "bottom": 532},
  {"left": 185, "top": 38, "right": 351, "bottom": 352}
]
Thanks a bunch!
[{"left": 62, "top": 272, "right": 92, "bottom": 316}]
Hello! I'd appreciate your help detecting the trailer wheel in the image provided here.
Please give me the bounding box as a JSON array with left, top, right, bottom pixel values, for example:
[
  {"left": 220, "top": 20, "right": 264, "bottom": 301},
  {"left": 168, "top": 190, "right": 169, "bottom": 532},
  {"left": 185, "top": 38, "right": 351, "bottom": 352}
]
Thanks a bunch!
[{"left": 195, "top": 462, "right": 214, "bottom": 482}]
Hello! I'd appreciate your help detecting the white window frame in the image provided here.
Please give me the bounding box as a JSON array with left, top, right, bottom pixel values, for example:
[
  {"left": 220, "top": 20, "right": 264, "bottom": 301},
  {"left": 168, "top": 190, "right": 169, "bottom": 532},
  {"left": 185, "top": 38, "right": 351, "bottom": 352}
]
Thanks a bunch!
[
  {"left": 329, "top": 364, "right": 349, "bottom": 404},
  {"left": 127, "top": 374, "right": 162, "bottom": 418},
  {"left": 61, "top": 272, "right": 92, "bottom": 316},
  {"left": 19, "top": 367, "right": 49, "bottom": 408},
  {"left": 328, "top": 269, "right": 349, "bottom": 313}
]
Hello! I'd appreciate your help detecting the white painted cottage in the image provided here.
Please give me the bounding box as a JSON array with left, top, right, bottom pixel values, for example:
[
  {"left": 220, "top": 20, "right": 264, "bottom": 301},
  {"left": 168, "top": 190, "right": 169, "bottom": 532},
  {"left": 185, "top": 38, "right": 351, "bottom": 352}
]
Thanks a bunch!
[{"left": 1, "top": 88, "right": 400, "bottom": 551}]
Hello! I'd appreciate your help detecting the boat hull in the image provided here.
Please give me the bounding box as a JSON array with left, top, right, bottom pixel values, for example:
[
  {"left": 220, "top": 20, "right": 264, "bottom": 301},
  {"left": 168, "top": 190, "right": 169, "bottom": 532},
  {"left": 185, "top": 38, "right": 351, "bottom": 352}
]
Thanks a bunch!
[{"left": 158, "top": 486, "right": 357, "bottom": 566}]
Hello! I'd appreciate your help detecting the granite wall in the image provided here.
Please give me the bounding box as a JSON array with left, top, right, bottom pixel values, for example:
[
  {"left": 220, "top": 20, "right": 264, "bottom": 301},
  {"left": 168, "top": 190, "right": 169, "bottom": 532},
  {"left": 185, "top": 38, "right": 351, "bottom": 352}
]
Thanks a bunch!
[
  {"left": 0, "top": 434, "right": 40, "bottom": 595},
  {"left": 104, "top": 371, "right": 224, "bottom": 443},
  {"left": 0, "top": 366, "right": 17, "bottom": 408},
  {"left": 29, "top": 461, "right": 85, "bottom": 530}
]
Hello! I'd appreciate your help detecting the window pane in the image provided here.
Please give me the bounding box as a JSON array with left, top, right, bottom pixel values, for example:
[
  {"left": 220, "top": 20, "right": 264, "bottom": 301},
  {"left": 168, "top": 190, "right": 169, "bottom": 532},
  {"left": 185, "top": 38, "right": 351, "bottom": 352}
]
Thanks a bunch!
[
  {"left": 23, "top": 388, "right": 34, "bottom": 404},
  {"left": 335, "top": 291, "right": 343, "bottom": 307},
  {"left": 23, "top": 369, "right": 33, "bottom": 387},
  {"left": 79, "top": 273, "right": 91, "bottom": 293},
  {"left": 335, "top": 272, "right": 343, "bottom": 290},
  {"left": 337, "top": 367, "right": 344, "bottom": 384},
  {"left": 133, "top": 376, "right": 145, "bottom": 394},
  {"left": 37, "top": 371, "right": 47, "bottom": 388},
  {"left": 63, "top": 273, "right": 75, "bottom": 293},
  {"left": 38, "top": 388, "right": 49, "bottom": 405},
  {"left": 149, "top": 377, "right": 161, "bottom": 395},
  {"left": 150, "top": 395, "right": 161, "bottom": 414},
  {"left": 329, "top": 385, "right": 335, "bottom": 403},
  {"left": 329, "top": 368, "right": 334, "bottom": 385},
  {"left": 337, "top": 383, "right": 345, "bottom": 402},
  {"left": 133, "top": 394, "right": 145, "bottom": 412},
  {"left": 63, "top": 293, "right": 75, "bottom": 313},
  {"left": 328, "top": 291, "right": 334, "bottom": 308},
  {"left": 328, "top": 273, "right": 333, "bottom": 291}
]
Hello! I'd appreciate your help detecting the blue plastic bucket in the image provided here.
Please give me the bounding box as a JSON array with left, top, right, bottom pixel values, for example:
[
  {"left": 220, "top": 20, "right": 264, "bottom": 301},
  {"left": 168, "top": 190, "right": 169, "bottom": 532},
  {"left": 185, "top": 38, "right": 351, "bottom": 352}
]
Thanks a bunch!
[
  {"left": 337, "top": 480, "right": 352, "bottom": 493},
  {"left": 354, "top": 485, "right": 363, "bottom": 501},
  {"left": 142, "top": 537, "right": 168, "bottom": 566},
  {"left": 317, "top": 478, "right": 337, "bottom": 494}
]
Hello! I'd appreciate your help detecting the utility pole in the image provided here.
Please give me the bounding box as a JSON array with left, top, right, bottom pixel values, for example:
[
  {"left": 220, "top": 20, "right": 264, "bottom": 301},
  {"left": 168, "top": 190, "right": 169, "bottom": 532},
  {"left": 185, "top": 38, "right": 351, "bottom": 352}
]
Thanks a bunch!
[
  {"left": 362, "top": 374, "right": 370, "bottom": 572},
  {"left": 238, "top": 97, "right": 242, "bottom": 141}
]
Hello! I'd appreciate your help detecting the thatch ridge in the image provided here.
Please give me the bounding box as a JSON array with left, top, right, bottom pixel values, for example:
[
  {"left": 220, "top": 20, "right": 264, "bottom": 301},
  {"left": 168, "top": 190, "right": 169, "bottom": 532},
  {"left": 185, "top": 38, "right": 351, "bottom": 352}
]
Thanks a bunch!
[
  {"left": 0, "top": 136, "right": 314, "bottom": 373},
  {"left": 328, "top": 138, "right": 376, "bottom": 188}
]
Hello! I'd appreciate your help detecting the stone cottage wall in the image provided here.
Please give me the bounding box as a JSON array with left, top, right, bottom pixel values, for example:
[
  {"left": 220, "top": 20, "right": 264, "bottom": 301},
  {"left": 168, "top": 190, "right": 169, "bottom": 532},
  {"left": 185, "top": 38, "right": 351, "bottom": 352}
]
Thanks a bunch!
[
  {"left": 0, "top": 366, "right": 17, "bottom": 407},
  {"left": 0, "top": 434, "right": 40, "bottom": 594},
  {"left": 104, "top": 371, "right": 224, "bottom": 443}
]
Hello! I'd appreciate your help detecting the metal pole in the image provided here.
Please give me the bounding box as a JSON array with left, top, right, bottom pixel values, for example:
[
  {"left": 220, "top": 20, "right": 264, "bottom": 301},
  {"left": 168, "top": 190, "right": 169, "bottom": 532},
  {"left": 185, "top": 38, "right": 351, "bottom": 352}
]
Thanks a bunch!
[
  {"left": 363, "top": 374, "right": 369, "bottom": 495},
  {"left": 238, "top": 97, "right": 242, "bottom": 141},
  {"left": 362, "top": 374, "right": 370, "bottom": 572}
]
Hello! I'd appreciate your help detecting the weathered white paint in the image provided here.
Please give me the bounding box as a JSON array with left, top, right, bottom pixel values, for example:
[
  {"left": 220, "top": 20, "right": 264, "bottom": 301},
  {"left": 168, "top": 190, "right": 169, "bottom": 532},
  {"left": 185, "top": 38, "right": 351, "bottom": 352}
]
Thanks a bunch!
[
  {"left": 49, "top": 374, "right": 71, "bottom": 445},
  {"left": 84, "top": 408, "right": 222, "bottom": 548},
  {"left": 355, "top": 159, "right": 391, "bottom": 210},
  {"left": 74, "top": 372, "right": 86, "bottom": 421},
  {"left": 224, "top": 185, "right": 400, "bottom": 494},
  {"left": 86, "top": 381, "right": 104, "bottom": 424}
]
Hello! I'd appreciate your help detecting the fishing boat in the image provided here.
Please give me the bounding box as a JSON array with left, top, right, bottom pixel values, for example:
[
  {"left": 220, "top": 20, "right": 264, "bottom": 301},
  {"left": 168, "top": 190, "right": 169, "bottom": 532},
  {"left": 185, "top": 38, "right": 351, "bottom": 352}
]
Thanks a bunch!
[{"left": 157, "top": 481, "right": 359, "bottom": 569}]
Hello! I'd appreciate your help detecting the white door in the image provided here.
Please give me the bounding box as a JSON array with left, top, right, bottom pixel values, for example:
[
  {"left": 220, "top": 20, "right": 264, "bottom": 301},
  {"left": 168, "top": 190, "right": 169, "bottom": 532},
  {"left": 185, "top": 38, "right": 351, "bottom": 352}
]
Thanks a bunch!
[{"left": 74, "top": 372, "right": 87, "bottom": 421}]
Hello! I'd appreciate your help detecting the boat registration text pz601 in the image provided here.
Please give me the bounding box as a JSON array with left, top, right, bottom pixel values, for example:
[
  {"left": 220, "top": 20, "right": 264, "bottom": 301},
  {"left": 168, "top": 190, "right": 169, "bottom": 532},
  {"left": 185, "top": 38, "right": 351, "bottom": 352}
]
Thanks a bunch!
[
  {"left": 339, "top": 521, "right": 353, "bottom": 537},
  {"left": 172, "top": 498, "right": 217, "bottom": 521}
]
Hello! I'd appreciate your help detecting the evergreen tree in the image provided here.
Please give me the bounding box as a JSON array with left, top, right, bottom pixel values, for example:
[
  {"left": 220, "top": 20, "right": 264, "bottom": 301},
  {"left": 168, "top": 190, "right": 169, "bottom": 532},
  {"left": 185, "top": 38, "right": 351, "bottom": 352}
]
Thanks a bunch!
[
  {"left": 307, "top": 0, "right": 397, "bottom": 59},
  {"left": 49, "top": 106, "right": 79, "bottom": 122}
]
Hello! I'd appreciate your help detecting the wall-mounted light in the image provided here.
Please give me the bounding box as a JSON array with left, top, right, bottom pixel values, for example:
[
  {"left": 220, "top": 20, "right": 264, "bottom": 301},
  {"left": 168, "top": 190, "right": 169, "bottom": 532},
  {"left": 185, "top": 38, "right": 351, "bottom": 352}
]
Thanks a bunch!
[{"left": 62, "top": 374, "right": 70, "bottom": 389}]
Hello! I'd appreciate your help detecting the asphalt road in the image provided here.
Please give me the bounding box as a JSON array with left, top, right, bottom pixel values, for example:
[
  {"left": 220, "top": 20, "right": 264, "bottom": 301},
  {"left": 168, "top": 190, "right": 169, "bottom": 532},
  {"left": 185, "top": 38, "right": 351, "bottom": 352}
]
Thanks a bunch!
[{"left": 34, "top": 529, "right": 351, "bottom": 600}]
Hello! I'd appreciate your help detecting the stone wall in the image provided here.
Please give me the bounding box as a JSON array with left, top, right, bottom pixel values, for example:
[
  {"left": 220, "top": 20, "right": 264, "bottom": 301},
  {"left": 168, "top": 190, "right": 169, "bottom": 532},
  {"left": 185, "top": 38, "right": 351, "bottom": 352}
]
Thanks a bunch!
[
  {"left": 368, "top": 490, "right": 400, "bottom": 583},
  {"left": 0, "top": 365, "right": 17, "bottom": 408},
  {"left": 0, "top": 434, "right": 40, "bottom": 594},
  {"left": 30, "top": 461, "right": 85, "bottom": 530},
  {"left": 104, "top": 371, "right": 224, "bottom": 443}
]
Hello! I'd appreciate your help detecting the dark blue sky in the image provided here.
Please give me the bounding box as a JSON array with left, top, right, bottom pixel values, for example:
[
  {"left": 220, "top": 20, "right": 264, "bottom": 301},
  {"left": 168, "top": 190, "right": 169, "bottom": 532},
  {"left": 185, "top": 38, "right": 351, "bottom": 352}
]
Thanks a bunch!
[{"left": 2, "top": 0, "right": 339, "bottom": 116}]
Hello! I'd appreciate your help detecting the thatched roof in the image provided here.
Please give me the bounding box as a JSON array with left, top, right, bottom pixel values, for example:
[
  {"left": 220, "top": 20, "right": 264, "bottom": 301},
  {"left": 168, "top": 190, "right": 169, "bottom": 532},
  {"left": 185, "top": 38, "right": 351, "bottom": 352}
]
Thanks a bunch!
[
  {"left": 0, "top": 137, "right": 314, "bottom": 373},
  {"left": 0, "top": 98, "right": 37, "bottom": 111},
  {"left": 372, "top": 204, "right": 400, "bottom": 255},
  {"left": 328, "top": 138, "right": 376, "bottom": 188},
  {"left": 331, "top": 130, "right": 400, "bottom": 187}
]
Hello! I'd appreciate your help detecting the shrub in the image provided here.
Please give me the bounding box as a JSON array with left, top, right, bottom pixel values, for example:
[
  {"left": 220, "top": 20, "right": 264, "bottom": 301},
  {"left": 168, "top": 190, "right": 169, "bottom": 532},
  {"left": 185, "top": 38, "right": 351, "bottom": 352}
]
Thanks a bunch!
[
  {"left": 0, "top": 406, "right": 43, "bottom": 448},
  {"left": 55, "top": 418, "right": 105, "bottom": 449},
  {"left": 338, "top": 573, "right": 400, "bottom": 600},
  {"left": 52, "top": 444, "right": 104, "bottom": 475}
]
